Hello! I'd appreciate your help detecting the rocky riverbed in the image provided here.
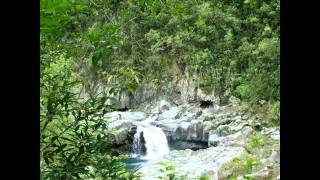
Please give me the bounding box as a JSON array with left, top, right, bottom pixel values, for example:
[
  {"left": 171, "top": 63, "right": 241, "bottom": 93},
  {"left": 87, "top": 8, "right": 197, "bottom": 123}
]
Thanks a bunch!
[{"left": 104, "top": 97, "right": 280, "bottom": 179}]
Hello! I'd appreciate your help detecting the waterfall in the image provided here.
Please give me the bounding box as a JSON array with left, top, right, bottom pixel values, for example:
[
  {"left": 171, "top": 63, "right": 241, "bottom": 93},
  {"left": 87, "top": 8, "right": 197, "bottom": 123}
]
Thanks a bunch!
[{"left": 132, "top": 124, "right": 169, "bottom": 160}]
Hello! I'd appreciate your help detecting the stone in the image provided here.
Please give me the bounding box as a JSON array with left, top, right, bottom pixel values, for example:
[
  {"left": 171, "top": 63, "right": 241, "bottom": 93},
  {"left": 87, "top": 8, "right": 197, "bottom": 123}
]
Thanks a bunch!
[
  {"left": 241, "top": 126, "right": 253, "bottom": 138},
  {"left": 169, "top": 140, "right": 208, "bottom": 150},
  {"left": 204, "top": 115, "right": 215, "bottom": 122},
  {"left": 251, "top": 167, "right": 270, "bottom": 179},
  {"left": 229, "top": 96, "right": 240, "bottom": 104},
  {"left": 160, "top": 104, "right": 170, "bottom": 112},
  {"left": 203, "top": 121, "right": 214, "bottom": 132},
  {"left": 137, "top": 146, "right": 245, "bottom": 179},
  {"left": 158, "top": 106, "right": 180, "bottom": 120},
  {"left": 208, "top": 134, "right": 226, "bottom": 147},
  {"left": 241, "top": 114, "right": 250, "bottom": 120},
  {"left": 159, "top": 100, "right": 171, "bottom": 112},
  {"left": 259, "top": 100, "right": 267, "bottom": 105},
  {"left": 268, "top": 149, "right": 280, "bottom": 164},
  {"left": 101, "top": 98, "right": 281, "bottom": 180},
  {"left": 215, "top": 125, "right": 232, "bottom": 136}
]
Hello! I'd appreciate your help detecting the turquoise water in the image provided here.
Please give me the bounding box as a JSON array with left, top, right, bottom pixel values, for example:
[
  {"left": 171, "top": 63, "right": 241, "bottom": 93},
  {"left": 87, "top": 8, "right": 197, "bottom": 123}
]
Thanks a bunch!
[{"left": 122, "top": 158, "right": 148, "bottom": 171}]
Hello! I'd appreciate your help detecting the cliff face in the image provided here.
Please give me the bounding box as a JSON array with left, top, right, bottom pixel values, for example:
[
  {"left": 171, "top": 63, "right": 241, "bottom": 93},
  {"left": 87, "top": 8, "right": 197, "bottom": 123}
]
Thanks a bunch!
[{"left": 108, "top": 72, "right": 223, "bottom": 110}]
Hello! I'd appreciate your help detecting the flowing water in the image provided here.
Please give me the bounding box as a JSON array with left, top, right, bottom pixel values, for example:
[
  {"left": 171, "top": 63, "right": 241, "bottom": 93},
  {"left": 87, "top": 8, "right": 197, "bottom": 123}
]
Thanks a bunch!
[
  {"left": 132, "top": 124, "right": 170, "bottom": 160},
  {"left": 123, "top": 122, "right": 170, "bottom": 170}
]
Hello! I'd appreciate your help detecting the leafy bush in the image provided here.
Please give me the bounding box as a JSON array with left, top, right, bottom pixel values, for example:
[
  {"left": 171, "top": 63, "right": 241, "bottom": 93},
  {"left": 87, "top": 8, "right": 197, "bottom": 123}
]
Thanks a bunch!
[
  {"left": 235, "top": 84, "right": 251, "bottom": 100},
  {"left": 157, "top": 161, "right": 176, "bottom": 180},
  {"left": 247, "top": 134, "right": 268, "bottom": 150},
  {"left": 268, "top": 101, "right": 280, "bottom": 126},
  {"left": 40, "top": 46, "right": 134, "bottom": 179},
  {"left": 157, "top": 161, "right": 188, "bottom": 180}
]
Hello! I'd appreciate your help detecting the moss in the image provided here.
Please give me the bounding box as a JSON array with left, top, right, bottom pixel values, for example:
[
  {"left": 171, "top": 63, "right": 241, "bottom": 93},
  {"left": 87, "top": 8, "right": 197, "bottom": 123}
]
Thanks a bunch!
[
  {"left": 195, "top": 110, "right": 203, "bottom": 118},
  {"left": 203, "top": 115, "right": 214, "bottom": 122},
  {"left": 175, "top": 113, "right": 181, "bottom": 119}
]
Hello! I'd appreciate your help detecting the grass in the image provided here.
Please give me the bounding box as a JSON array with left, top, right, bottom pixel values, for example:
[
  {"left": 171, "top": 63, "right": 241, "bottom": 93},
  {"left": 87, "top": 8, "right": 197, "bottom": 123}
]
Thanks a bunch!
[{"left": 219, "top": 131, "right": 277, "bottom": 180}]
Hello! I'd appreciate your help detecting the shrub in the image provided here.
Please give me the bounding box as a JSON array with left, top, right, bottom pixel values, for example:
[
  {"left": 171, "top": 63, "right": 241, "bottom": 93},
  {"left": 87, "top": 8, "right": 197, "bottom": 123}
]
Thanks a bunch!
[
  {"left": 220, "top": 152, "right": 260, "bottom": 180},
  {"left": 268, "top": 101, "right": 280, "bottom": 126},
  {"left": 234, "top": 84, "right": 251, "bottom": 100},
  {"left": 247, "top": 134, "right": 268, "bottom": 149}
]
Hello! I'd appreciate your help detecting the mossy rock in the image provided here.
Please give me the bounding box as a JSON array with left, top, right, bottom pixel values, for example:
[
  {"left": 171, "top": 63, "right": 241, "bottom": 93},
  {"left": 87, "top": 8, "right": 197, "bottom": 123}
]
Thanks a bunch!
[
  {"left": 219, "top": 152, "right": 262, "bottom": 180},
  {"left": 175, "top": 113, "right": 181, "bottom": 119},
  {"left": 203, "top": 115, "right": 215, "bottom": 122}
]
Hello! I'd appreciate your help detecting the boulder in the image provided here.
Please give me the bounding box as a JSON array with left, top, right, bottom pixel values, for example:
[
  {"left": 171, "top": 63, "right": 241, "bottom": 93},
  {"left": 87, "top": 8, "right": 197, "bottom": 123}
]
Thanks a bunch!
[
  {"left": 137, "top": 146, "right": 245, "bottom": 180},
  {"left": 268, "top": 149, "right": 280, "bottom": 164},
  {"left": 229, "top": 96, "right": 240, "bottom": 104},
  {"left": 215, "top": 125, "right": 232, "bottom": 136},
  {"left": 250, "top": 167, "right": 270, "bottom": 179},
  {"left": 159, "top": 100, "right": 171, "bottom": 112},
  {"left": 110, "top": 121, "right": 137, "bottom": 145},
  {"left": 208, "top": 134, "right": 225, "bottom": 147}
]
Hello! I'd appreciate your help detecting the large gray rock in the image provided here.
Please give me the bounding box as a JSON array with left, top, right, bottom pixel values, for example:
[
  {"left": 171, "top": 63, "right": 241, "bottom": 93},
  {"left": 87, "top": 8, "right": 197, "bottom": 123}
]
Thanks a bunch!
[
  {"left": 104, "top": 111, "right": 146, "bottom": 145},
  {"left": 208, "top": 134, "right": 226, "bottom": 147},
  {"left": 137, "top": 146, "right": 245, "bottom": 180},
  {"left": 208, "top": 126, "right": 253, "bottom": 148},
  {"left": 105, "top": 111, "right": 146, "bottom": 123},
  {"left": 108, "top": 121, "right": 137, "bottom": 145},
  {"left": 159, "top": 100, "right": 171, "bottom": 112},
  {"left": 152, "top": 100, "right": 252, "bottom": 143}
]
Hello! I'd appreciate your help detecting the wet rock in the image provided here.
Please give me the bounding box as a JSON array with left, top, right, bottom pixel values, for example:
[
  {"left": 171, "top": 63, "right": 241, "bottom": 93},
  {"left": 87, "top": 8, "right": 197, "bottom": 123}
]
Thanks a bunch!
[
  {"left": 139, "top": 132, "right": 147, "bottom": 155},
  {"left": 169, "top": 140, "right": 208, "bottom": 151}
]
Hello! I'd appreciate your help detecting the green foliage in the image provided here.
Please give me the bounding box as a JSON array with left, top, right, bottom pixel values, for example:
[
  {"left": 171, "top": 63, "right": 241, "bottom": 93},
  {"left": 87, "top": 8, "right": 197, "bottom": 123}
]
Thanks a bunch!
[
  {"left": 41, "top": 0, "right": 279, "bottom": 106},
  {"left": 268, "top": 101, "right": 280, "bottom": 126},
  {"left": 235, "top": 84, "right": 251, "bottom": 100},
  {"left": 40, "top": 1, "right": 136, "bottom": 176},
  {"left": 41, "top": 0, "right": 280, "bottom": 176},
  {"left": 199, "top": 172, "right": 210, "bottom": 180},
  {"left": 156, "top": 161, "right": 189, "bottom": 180},
  {"left": 221, "top": 152, "right": 260, "bottom": 180},
  {"left": 246, "top": 157, "right": 259, "bottom": 174},
  {"left": 157, "top": 161, "right": 176, "bottom": 180},
  {"left": 40, "top": 51, "right": 136, "bottom": 178},
  {"left": 248, "top": 134, "right": 268, "bottom": 150}
]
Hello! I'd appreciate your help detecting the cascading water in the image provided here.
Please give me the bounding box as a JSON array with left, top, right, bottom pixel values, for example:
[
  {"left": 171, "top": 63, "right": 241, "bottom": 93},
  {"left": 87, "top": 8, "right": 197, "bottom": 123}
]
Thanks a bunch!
[{"left": 132, "top": 124, "right": 169, "bottom": 160}]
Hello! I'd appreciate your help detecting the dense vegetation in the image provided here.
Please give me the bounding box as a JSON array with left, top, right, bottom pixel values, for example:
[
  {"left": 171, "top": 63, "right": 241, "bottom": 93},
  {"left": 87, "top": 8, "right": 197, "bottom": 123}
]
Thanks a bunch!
[{"left": 40, "top": 0, "right": 279, "bottom": 179}]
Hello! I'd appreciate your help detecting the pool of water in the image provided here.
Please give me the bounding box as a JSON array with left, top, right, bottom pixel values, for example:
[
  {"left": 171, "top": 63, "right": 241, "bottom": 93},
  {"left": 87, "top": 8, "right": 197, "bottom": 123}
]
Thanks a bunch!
[{"left": 121, "top": 158, "right": 148, "bottom": 171}]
